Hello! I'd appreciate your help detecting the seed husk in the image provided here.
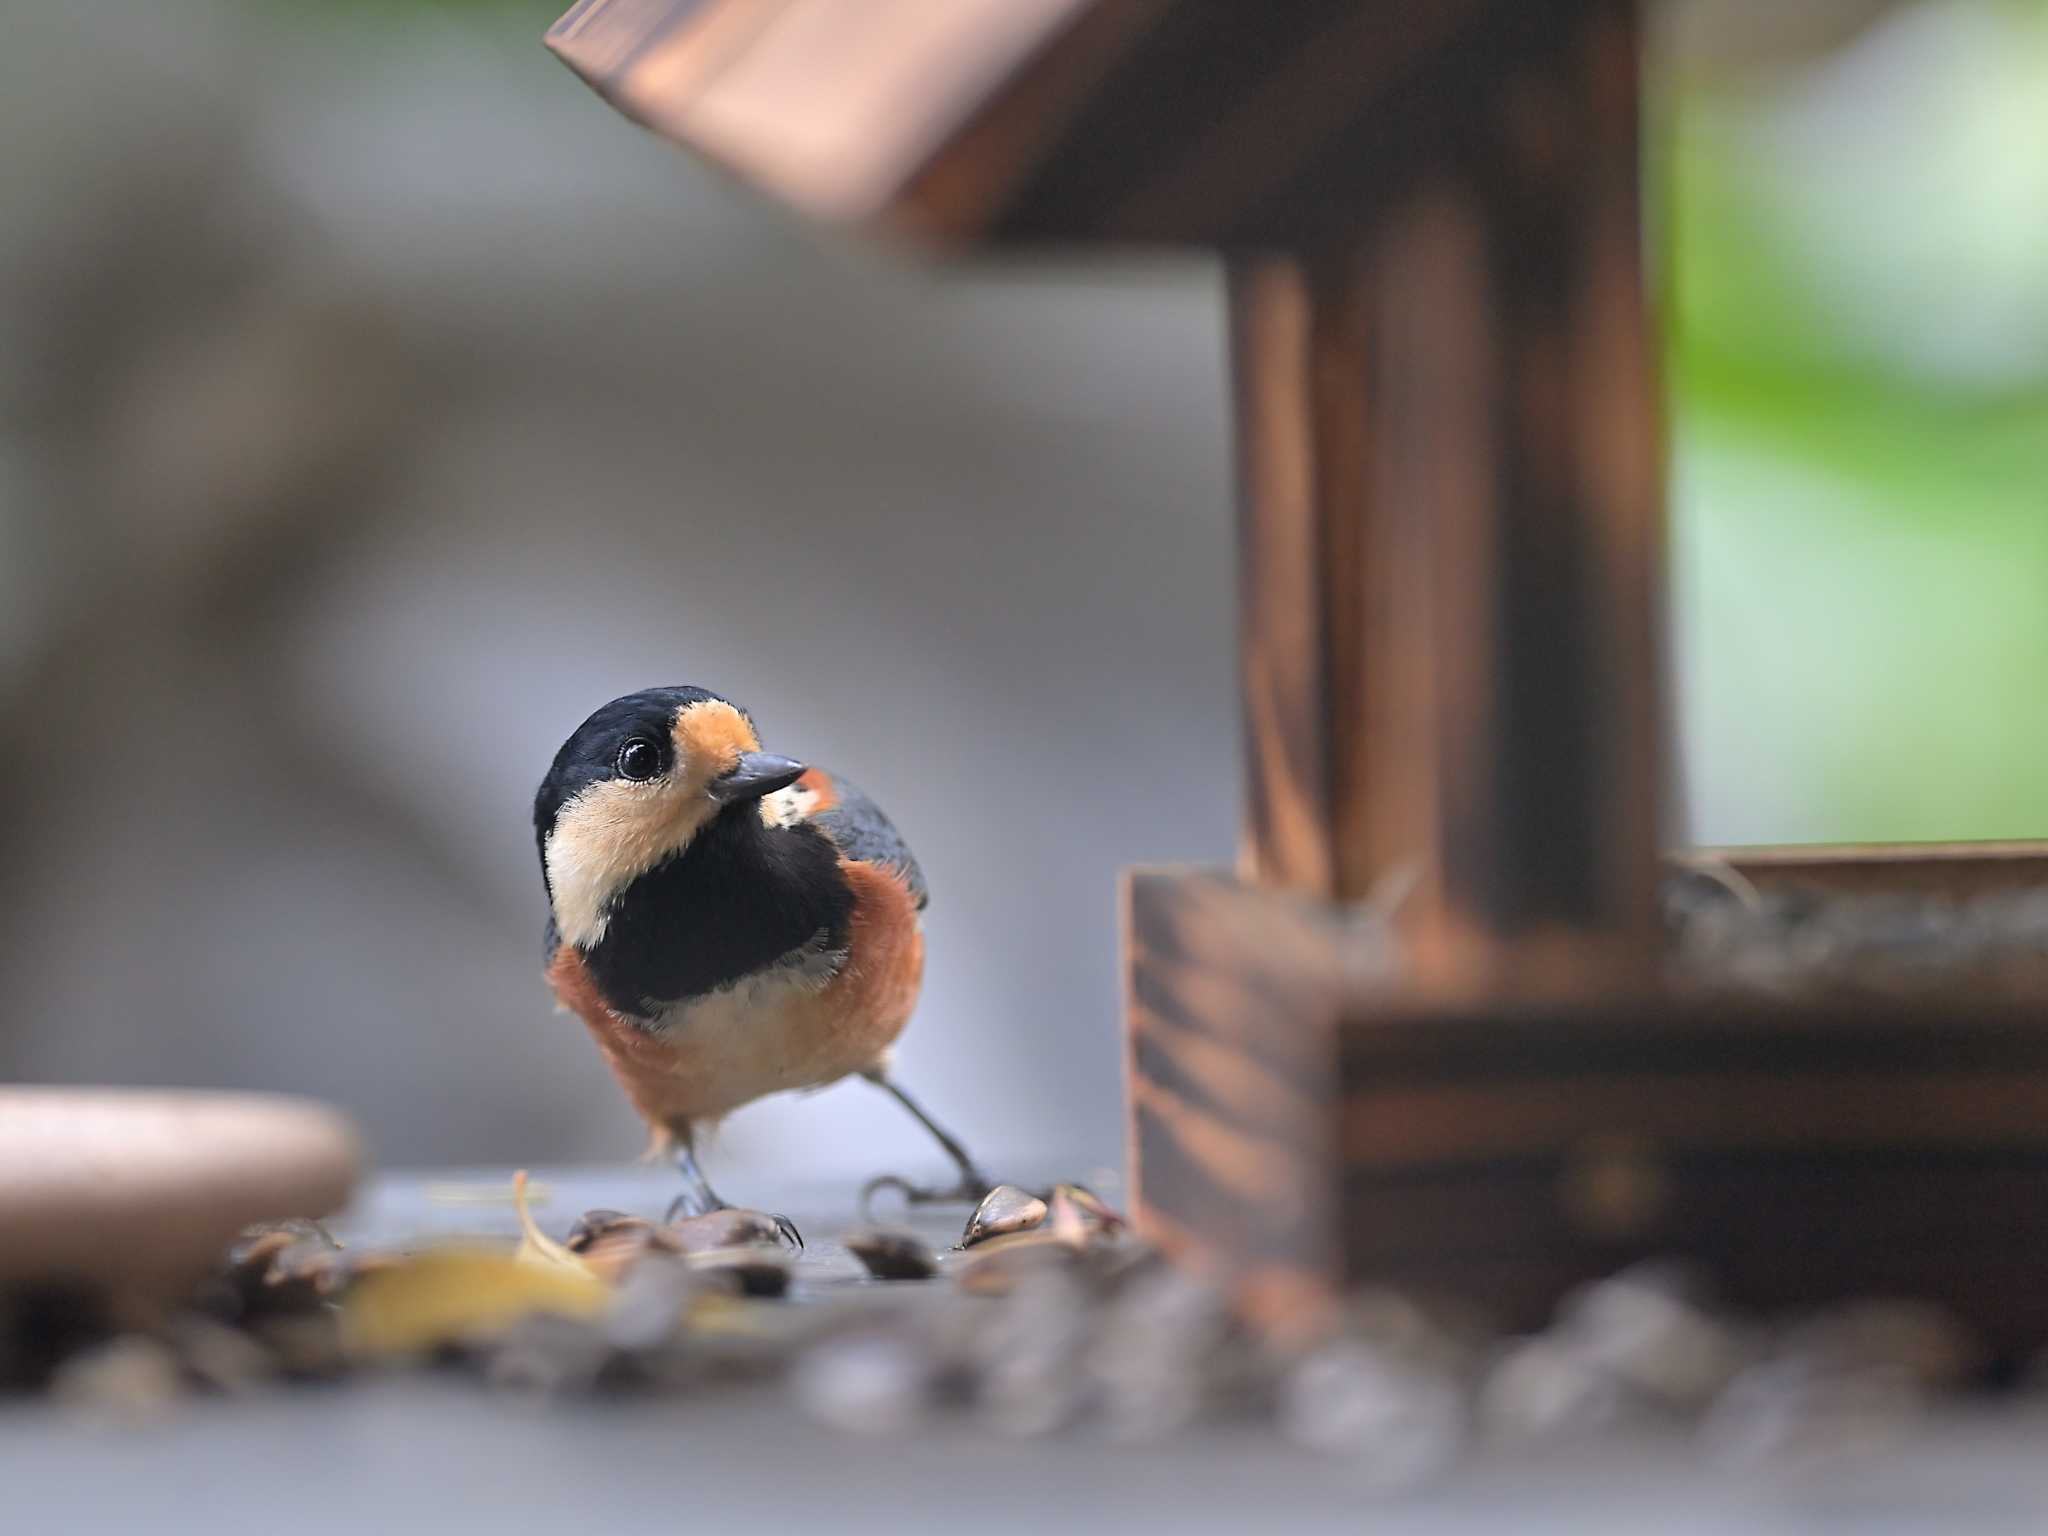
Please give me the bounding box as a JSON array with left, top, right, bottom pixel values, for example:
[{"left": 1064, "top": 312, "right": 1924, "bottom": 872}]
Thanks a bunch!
[
  {"left": 1047, "top": 1183, "right": 1126, "bottom": 1237},
  {"left": 795, "top": 1331, "right": 933, "bottom": 1436},
  {"left": 481, "top": 1310, "right": 616, "bottom": 1396},
  {"left": 50, "top": 1335, "right": 184, "bottom": 1424},
  {"left": 685, "top": 1245, "right": 792, "bottom": 1299},
  {"left": 167, "top": 1314, "right": 278, "bottom": 1394},
  {"left": 1479, "top": 1337, "right": 1623, "bottom": 1444},
  {"left": 669, "top": 1208, "right": 795, "bottom": 1254},
  {"left": 1554, "top": 1262, "right": 1754, "bottom": 1411},
  {"left": 962, "top": 1186, "right": 1048, "bottom": 1248},
  {"left": 1277, "top": 1339, "right": 1467, "bottom": 1485},
  {"left": 604, "top": 1252, "right": 708, "bottom": 1354},
  {"left": 564, "top": 1209, "right": 656, "bottom": 1252},
  {"left": 950, "top": 1230, "right": 1082, "bottom": 1297},
  {"left": 1773, "top": 1299, "right": 1983, "bottom": 1392},
  {"left": 843, "top": 1229, "right": 939, "bottom": 1281},
  {"left": 249, "top": 1312, "right": 345, "bottom": 1379}
]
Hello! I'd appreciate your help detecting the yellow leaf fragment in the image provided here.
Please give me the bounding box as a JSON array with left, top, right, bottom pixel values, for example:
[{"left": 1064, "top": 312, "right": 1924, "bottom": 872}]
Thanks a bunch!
[
  {"left": 512, "top": 1168, "right": 595, "bottom": 1276},
  {"left": 340, "top": 1248, "right": 607, "bottom": 1360}
]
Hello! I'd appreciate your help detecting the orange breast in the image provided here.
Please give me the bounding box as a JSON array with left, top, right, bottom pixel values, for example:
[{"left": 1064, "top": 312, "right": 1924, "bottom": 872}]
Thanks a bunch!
[{"left": 545, "top": 857, "right": 925, "bottom": 1137}]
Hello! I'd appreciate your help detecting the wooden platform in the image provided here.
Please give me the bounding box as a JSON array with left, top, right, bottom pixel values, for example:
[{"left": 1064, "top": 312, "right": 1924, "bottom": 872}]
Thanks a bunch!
[{"left": 1129, "top": 869, "right": 2048, "bottom": 1352}]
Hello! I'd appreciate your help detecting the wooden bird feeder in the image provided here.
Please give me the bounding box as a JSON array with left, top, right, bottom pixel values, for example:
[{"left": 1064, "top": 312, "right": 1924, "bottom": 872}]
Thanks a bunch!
[{"left": 548, "top": 0, "right": 2048, "bottom": 1348}]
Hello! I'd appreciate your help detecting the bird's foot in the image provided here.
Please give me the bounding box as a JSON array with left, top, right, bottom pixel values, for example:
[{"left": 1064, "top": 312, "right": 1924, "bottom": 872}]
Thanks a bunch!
[
  {"left": 859, "top": 1171, "right": 995, "bottom": 1220},
  {"left": 664, "top": 1188, "right": 715, "bottom": 1224},
  {"left": 664, "top": 1193, "right": 804, "bottom": 1251}
]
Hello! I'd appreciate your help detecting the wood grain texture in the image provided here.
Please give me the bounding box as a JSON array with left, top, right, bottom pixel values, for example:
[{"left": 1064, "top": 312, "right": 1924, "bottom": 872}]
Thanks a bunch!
[
  {"left": 1339, "top": 1000, "right": 2048, "bottom": 1350},
  {"left": 1132, "top": 869, "right": 2048, "bottom": 1352},
  {"left": 546, "top": 0, "right": 1115, "bottom": 237},
  {"left": 1125, "top": 869, "right": 1354, "bottom": 1335},
  {"left": 550, "top": 1, "right": 1659, "bottom": 250},
  {"left": 1230, "top": 0, "right": 1661, "bottom": 1000}
]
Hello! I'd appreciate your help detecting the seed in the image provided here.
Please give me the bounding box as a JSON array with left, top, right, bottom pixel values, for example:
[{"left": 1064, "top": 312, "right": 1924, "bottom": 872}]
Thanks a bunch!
[
  {"left": 843, "top": 1229, "right": 938, "bottom": 1282},
  {"left": 167, "top": 1315, "right": 277, "bottom": 1395},
  {"left": 1276, "top": 1340, "right": 1467, "bottom": 1486},
  {"left": 685, "top": 1245, "right": 792, "bottom": 1298},
  {"left": 795, "top": 1332, "right": 932, "bottom": 1436},
  {"left": 951, "top": 1232, "right": 1078, "bottom": 1297},
  {"left": 483, "top": 1311, "right": 615, "bottom": 1396},
  {"left": 565, "top": 1209, "right": 656, "bottom": 1252},
  {"left": 669, "top": 1209, "right": 794, "bottom": 1254},
  {"left": 604, "top": 1252, "right": 707, "bottom": 1353},
  {"left": 1087, "top": 1266, "right": 1233, "bottom": 1441},
  {"left": 962, "top": 1186, "right": 1049, "bottom": 1247},
  {"left": 1478, "top": 1337, "right": 1622, "bottom": 1443},
  {"left": 1046, "top": 1184, "right": 1126, "bottom": 1240},
  {"left": 249, "top": 1313, "right": 345, "bottom": 1379},
  {"left": 1773, "top": 1300, "right": 1983, "bottom": 1392},
  {"left": 1554, "top": 1262, "right": 1753, "bottom": 1411},
  {"left": 50, "top": 1336, "right": 184, "bottom": 1424},
  {"left": 1699, "top": 1356, "right": 1923, "bottom": 1472},
  {"left": 970, "top": 1267, "right": 1091, "bottom": 1437}
]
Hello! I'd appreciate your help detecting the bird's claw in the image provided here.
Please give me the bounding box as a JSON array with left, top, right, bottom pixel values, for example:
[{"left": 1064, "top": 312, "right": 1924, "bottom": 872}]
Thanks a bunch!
[
  {"left": 664, "top": 1194, "right": 804, "bottom": 1251},
  {"left": 859, "top": 1172, "right": 994, "bottom": 1220}
]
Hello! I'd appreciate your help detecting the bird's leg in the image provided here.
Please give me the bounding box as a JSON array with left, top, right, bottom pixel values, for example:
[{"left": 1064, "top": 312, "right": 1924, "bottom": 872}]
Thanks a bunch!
[
  {"left": 666, "top": 1127, "right": 803, "bottom": 1249},
  {"left": 859, "top": 1069, "right": 993, "bottom": 1211},
  {"left": 667, "top": 1133, "right": 726, "bottom": 1221}
]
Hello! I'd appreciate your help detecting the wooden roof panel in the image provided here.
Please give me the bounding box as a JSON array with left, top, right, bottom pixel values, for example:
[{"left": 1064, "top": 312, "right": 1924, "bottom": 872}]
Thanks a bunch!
[
  {"left": 548, "top": 0, "right": 1620, "bottom": 246},
  {"left": 547, "top": 0, "right": 1108, "bottom": 230}
]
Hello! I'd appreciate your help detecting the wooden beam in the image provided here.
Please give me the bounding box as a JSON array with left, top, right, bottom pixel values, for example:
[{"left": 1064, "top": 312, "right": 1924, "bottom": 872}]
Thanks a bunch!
[{"left": 1233, "top": 0, "right": 1662, "bottom": 997}]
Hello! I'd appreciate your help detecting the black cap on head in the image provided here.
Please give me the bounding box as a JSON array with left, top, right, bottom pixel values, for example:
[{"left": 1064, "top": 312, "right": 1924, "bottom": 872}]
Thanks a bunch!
[{"left": 533, "top": 685, "right": 741, "bottom": 853}]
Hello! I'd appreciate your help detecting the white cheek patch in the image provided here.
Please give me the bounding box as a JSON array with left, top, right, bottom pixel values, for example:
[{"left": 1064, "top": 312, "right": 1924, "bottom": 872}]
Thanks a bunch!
[
  {"left": 758, "top": 784, "right": 821, "bottom": 828},
  {"left": 546, "top": 778, "right": 711, "bottom": 949}
]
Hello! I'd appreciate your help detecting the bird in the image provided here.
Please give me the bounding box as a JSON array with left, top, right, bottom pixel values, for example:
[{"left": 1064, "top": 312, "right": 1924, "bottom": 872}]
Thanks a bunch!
[{"left": 533, "top": 685, "right": 990, "bottom": 1237}]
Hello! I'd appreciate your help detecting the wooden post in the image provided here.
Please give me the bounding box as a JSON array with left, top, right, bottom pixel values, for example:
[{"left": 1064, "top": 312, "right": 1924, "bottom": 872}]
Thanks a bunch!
[{"left": 1234, "top": 1, "right": 1661, "bottom": 998}]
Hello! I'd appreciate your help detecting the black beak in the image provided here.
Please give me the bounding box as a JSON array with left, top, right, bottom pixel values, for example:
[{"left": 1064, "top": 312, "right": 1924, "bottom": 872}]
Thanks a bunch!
[{"left": 708, "top": 752, "right": 807, "bottom": 805}]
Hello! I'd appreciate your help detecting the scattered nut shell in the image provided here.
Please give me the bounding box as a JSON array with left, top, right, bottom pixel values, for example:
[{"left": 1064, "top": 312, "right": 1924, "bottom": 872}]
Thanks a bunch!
[
  {"left": 951, "top": 1231, "right": 1080, "bottom": 1296},
  {"left": 795, "top": 1332, "right": 932, "bottom": 1436},
  {"left": 669, "top": 1209, "right": 795, "bottom": 1254},
  {"left": 843, "top": 1229, "right": 938, "bottom": 1282},
  {"left": 962, "top": 1185, "right": 1048, "bottom": 1247},
  {"left": 1048, "top": 1184, "right": 1126, "bottom": 1236},
  {"left": 167, "top": 1315, "right": 277, "bottom": 1395},
  {"left": 564, "top": 1209, "right": 656, "bottom": 1252},
  {"left": 685, "top": 1245, "right": 792, "bottom": 1299},
  {"left": 50, "top": 1336, "right": 184, "bottom": 1424}
]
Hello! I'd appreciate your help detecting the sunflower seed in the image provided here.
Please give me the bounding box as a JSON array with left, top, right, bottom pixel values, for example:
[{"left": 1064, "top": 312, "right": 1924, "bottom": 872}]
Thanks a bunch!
[
  {"left": 843, "top": 1229, "right": 938, "bottom": 1281},
  {"left": 962, "top": 1186, "right": 1048, "bottom": 1247}
]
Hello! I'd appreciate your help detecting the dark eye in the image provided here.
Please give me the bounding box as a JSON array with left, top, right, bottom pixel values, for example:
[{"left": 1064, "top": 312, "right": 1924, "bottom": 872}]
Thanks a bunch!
[{"left": 616, "top": 737, "right": 663, "bottom": 781}]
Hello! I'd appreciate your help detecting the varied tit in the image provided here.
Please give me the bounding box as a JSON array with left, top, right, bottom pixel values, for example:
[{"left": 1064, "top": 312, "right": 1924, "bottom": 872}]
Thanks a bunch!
[{"left": 534, "top": 685, "right": 990, "bottom": 1236}]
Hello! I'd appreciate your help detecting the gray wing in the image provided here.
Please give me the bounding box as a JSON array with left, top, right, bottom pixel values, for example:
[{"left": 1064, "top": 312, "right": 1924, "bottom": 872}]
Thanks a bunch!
[{"left": 811, "top": 772, "right": 929, "bottom": 911}]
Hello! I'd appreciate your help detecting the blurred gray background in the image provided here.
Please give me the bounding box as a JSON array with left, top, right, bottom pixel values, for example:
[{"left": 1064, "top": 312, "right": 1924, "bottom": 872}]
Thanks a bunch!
[{"left": 3, "top": 0, "right": 2044, "bottom": 1180}]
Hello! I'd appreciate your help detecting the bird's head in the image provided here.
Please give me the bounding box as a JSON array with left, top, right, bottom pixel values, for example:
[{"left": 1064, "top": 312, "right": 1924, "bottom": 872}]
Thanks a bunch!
[{"left": 534, "top": 685, "right": 806, "bottom": 949}]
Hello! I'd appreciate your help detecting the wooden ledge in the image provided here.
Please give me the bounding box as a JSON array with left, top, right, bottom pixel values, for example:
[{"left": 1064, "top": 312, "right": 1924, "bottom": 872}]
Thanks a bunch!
[{"left": 1714, "top": 841, "right": 2048, "bottom": 901}]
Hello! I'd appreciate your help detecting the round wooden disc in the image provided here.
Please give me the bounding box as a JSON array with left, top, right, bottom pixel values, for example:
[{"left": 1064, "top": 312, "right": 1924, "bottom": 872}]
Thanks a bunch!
[{"left": 0, "top": 1088, "right": 363, "bottom": 1305}]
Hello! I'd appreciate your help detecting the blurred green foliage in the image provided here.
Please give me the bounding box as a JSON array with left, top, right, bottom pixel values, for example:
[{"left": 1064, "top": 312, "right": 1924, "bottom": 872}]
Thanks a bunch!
[{"left": 1668, "top": 0, "right": 2048, "bottom": 841}]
